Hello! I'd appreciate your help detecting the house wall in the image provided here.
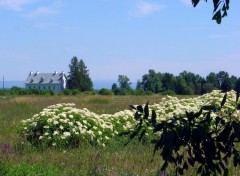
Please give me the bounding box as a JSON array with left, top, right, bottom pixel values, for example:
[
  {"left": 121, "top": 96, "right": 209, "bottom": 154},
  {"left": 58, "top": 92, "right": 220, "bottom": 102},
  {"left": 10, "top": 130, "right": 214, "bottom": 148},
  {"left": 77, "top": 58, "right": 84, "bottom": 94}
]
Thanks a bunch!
[{"left": 25, "top": 84, "right": 62, "bottom": 92}]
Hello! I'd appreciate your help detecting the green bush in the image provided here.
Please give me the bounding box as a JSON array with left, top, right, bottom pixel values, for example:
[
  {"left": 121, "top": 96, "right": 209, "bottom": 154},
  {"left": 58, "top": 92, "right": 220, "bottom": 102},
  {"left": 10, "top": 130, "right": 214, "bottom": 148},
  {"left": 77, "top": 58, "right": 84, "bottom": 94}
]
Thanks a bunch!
[
  {"left": 98, "top": 88, "right": 113, "bottom": 95},
  {"left": 72, "top": 89, "right": 80, "bottom": 95},
  {"left": 63, "top": 89, "right": 72, "bottom": 95}
]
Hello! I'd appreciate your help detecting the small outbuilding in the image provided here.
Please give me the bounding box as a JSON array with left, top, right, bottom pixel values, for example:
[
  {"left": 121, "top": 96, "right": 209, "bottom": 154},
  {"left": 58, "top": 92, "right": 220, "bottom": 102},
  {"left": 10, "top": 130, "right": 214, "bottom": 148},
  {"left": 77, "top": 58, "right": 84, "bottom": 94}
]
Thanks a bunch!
[{"left": 25, "top": 71, "right": 67, "bottom": 92}]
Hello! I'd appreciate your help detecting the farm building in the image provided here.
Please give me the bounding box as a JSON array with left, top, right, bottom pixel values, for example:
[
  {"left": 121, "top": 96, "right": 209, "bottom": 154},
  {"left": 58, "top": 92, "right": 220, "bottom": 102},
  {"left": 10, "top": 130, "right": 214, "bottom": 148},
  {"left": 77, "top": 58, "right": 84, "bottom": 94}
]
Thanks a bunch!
[{"left": 25, "top": 71, "right": 67, "bottom": 92}]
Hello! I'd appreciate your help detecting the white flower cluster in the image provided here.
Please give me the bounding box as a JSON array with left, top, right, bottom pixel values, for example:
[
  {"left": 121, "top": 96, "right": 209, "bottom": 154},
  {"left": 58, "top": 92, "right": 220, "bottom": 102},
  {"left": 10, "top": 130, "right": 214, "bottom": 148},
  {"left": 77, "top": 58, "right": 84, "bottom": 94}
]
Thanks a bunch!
[
  {"left": 20, "top": 103, "right": 117, "bottom": 147},
  {"left": 150, "top": 90, "right": 240, "bottom": 122},
  {"left": 20, "top": 90, "right": 240, "bottom": 148}
]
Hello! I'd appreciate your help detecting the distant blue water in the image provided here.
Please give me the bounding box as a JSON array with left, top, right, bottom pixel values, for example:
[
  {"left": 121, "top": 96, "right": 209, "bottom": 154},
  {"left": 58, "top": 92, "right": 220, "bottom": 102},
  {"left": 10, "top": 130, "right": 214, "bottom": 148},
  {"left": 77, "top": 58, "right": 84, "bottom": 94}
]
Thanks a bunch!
[{"left": 0, "top": 80, "right": 137, "bottom": 90}]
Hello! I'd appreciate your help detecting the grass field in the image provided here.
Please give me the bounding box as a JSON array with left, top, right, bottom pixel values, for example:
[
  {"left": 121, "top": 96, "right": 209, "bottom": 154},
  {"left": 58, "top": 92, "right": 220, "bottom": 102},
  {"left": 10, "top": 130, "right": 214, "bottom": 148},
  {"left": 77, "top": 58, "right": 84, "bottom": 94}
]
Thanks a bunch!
[{"left": 0, "top": 94, "right": 239, "bottom": 175}]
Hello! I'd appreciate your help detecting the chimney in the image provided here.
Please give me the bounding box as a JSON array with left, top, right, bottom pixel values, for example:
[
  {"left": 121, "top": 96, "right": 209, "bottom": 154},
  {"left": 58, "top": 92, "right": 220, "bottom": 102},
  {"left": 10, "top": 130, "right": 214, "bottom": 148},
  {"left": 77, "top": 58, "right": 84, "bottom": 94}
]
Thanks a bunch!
[
  {"left": 35, "top": 71, "right": 39, "bottom": 76},
  {"left": 29, "top": 71, "right": 34, "bottom": 76},
  {"left": 54, "top": 71, "right": 58, "bottom": 75}
]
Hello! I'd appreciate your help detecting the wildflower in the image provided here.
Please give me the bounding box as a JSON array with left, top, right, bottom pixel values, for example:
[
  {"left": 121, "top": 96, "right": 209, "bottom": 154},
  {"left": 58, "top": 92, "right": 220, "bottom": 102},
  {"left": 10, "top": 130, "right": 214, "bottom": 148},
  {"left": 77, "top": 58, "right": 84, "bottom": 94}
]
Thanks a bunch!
[
  {"left": 98, "top": 131, "right": 103, "bottom": 135},
  {"left": 53, "top": 131, "right": 59, "bottom": 135},
  {"left": 53, "top": 121, "right": 59, "bottom": 125},
  {"left": 63, "top": 132, "right": 71, "bottom": 137}
]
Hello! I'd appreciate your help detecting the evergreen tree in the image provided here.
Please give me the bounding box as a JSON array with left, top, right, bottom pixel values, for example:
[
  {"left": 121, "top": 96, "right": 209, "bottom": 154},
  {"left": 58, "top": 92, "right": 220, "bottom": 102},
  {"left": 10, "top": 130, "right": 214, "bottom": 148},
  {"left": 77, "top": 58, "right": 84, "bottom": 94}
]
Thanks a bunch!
[{"left": 67, "top": 56, "right": 93, "bottom": 91}]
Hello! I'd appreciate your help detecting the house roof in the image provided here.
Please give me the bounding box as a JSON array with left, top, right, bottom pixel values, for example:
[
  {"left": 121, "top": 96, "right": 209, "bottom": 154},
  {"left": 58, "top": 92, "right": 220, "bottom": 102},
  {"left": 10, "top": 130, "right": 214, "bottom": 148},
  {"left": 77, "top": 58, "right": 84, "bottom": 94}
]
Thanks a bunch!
[{"left": 25, "top": 71, "right": 66, "bottom": 84}]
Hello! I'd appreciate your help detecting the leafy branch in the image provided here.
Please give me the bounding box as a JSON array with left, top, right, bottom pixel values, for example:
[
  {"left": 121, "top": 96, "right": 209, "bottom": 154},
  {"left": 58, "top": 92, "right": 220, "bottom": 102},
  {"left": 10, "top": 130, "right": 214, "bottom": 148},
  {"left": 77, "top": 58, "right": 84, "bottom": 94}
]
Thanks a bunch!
[
  {"left": 192, "top": 0, "right": 230, "bottom": 24},
  {"left": 127, "top": 92, "right": 240, "bottom": 175}
]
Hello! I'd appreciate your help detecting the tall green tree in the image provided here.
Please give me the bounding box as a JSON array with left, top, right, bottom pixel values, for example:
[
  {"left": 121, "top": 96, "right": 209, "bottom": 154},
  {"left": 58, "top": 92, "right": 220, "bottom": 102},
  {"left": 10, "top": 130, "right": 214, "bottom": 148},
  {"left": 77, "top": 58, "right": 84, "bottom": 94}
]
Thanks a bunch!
[
  {"left": 118, "top": 75, "right": 131, "bottom": 90},
  {"left": 161, "top": 73, "right": 176, "bottom": 92},
  {"left": 142, "top": 69, "right": 163, "bottom": 93},
  {"left": 217, "top": 71, "right": 231, "bottom": 92},
  {"left": 67, "top": 56, "right": 93, "bottom": 91}
]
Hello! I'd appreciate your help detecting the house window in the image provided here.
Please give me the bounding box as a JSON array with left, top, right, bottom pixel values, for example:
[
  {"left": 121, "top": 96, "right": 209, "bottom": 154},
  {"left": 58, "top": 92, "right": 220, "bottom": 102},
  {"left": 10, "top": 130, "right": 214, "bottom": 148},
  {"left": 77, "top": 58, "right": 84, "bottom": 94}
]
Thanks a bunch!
[
  {"left": 49, "top": 86, "right": 50, "bottom": 90},
  {"left": 43, "top": 86, "right": 45, "bottom": 90},
  {"left": 53, "top": 86, "right": 55, "bottom": 90},
  {"left": 39, "top": 86, "right": 40, "bottom": 89}
]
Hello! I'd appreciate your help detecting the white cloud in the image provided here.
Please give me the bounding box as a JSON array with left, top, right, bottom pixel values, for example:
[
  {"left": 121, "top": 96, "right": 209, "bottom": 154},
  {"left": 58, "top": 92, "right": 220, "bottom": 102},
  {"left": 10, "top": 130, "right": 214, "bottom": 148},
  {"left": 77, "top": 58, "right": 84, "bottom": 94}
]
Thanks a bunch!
[
  {"left": 130, "top": 1, "right": 166, "bottom": 17},
  {"left": 0, "top": 0, "right": 35, "bottom": 11},
  {"left": 25, "top": 0, "right": 62, "bottom": 18},
  {"left": 25, "top": 6, "right": 57, "bottom": 18}
]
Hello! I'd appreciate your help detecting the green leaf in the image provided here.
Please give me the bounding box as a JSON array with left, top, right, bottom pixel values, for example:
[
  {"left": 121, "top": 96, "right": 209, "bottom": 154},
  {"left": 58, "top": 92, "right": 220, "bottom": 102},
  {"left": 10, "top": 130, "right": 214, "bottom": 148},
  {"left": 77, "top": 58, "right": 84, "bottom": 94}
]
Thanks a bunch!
[
  {"left": 221, "top": 93, "right": 227, "bottom": 109},
  {"left": 234, "top": 156, "right": 238, "bottom": 167},
  {"left": 151, "top": 109, "right": 156, "bottom": 125},
  {"left": 178, "top": 167, "right": 184, "bottom": 175},
  {"left": 188, "top": 158, "right": 194, "bottom": 167},
  {"left": 213, "top": 0, "right": 221, "bottom": 12},
  {"left": 129, "top": 125, "right": 142, "bottom": 139},
  {"left": 153, "top": 123, "right": 164, "bottom": 132},
  {"left": 161, "top": 161, "right": 168, "bottom": 171},
  {"left": 217, "top": 123, "right": 232, "bottom": 142},
  {"left": 221, "top": 4, "right": 227, "bottom": 18},
  {"left": 223, "top": 168, "right": 229, "bottom": 176},
  {"left": 129, "top": 105, "right": 136, "bottom": 110},
  {"left": 215, "top": 116, "right": 221, "bottom": 126},
  {"left": 225, "top": 0, "right": 229, "bottom": 9},
  {"left": 197, "top": 165, "right": 203, "bottom": 174},
  {"left": 217, "top": 142, "right": 226, "bottom": 152},
  {"left": 138, "top": 129, "right": 146, "bottom": 141},
  {"left": 119, "top": 131, "right": 131, "bottom": 136},
  {"left": 183, "top": 161, "right": 188, "bottom": 170},
  {"left": 134, "top": 112, "right": 141, "bottom": 120},
  {"left": 212, "top": 10, "right": 222, "bottom": 24},
  {"left": 236, "top": 91, "right": 240, "bottom": 104},
  {"left": 191, "top": 0, "right": 201, "bottom": 7},
  {"left": 202, "top": 105, "right": 215, "bottom": 111},
  {"left": 143, "top": 102, "right": 149, "bottom": 119},
  {"left": 137, "top": 105, "right": 143, "bottom": 113}
]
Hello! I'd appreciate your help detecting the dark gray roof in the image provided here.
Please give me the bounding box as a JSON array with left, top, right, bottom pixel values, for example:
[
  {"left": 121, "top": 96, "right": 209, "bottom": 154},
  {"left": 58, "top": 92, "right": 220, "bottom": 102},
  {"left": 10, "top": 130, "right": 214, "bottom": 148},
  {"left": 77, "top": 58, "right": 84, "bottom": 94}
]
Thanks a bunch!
[{"left": 25, "top": 71, "right": 66, "bottom": 84}]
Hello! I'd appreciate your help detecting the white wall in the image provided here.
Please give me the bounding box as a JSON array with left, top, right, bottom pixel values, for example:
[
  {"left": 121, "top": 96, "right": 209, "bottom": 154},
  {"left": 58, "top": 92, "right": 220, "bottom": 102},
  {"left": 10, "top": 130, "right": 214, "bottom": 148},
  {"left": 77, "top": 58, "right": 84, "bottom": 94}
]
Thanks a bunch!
[{"left": 25, "top": 84, "right": 62, "bottom": 92}]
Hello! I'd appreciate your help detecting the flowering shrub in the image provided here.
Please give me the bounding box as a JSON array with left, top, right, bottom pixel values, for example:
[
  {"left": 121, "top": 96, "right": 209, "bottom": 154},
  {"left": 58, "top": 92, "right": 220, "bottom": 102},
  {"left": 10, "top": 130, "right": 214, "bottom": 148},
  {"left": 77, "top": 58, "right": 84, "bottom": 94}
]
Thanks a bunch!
[
  {"left": 20, "top": 90, "right": 240, "bottom": 148},
  {"left": 20, "top": 103, "right": 137, "bottom": 147}
]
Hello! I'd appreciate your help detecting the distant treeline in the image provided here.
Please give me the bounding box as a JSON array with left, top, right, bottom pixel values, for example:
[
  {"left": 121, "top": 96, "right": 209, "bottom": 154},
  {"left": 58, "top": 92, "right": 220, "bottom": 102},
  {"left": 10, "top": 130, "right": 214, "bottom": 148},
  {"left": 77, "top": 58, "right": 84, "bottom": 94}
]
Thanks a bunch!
[
  {"left": 1, "top": 70, "right": 240, "bottom": 96},
  {"left": 106, "top": 70, "right": 240, "bottom": 95}
]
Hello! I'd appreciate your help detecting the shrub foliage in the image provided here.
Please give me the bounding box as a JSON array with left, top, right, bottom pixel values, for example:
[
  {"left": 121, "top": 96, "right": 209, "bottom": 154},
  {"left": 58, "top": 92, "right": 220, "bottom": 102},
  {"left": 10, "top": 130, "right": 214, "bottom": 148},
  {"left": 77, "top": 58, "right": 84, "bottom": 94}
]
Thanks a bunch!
[{"left": 128, "top": 91, "right": 240, "bottom": 175}]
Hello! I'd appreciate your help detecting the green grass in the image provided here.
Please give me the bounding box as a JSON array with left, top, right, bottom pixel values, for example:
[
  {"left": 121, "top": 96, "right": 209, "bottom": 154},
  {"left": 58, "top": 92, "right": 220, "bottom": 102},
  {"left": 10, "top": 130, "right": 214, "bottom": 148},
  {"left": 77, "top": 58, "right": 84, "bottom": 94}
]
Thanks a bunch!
[{"left": 0, "top": 94, "right": 240, "bottom": 175}]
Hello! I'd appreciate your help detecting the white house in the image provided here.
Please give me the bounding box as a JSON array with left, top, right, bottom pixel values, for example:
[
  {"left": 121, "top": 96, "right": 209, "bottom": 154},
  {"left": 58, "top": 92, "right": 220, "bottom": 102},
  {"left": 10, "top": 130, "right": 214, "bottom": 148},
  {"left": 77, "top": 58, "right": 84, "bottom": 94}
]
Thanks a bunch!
[{"left": 25, "top": 71, "right": 67, "bottom": 92}]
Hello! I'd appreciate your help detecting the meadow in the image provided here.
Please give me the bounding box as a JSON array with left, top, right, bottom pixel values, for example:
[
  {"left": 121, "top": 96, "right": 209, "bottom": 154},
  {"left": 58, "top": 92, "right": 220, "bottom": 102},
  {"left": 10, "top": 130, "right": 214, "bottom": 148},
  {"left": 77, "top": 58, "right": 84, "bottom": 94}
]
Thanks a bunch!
[
  {"left": 0, "top": 94, "right": 240, "bottom": 175},
  {"left": 0, "top": 94, "right": 170, "bottom": 176}
]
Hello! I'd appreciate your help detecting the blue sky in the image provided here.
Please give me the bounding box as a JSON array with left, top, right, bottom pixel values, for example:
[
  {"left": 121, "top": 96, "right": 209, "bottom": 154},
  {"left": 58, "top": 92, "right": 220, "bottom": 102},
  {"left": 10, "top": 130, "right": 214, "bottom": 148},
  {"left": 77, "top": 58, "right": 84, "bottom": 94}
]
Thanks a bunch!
[{"left": 0, "top": 0, "right": 240, "bottom": 83}]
